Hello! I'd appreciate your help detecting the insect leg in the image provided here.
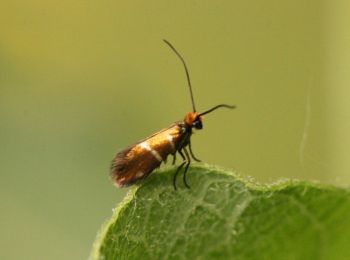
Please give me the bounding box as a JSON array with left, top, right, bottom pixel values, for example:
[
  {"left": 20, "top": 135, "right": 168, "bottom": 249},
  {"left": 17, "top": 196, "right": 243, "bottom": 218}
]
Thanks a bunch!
[
  {"left": 173, "top": 150, "right": 186, "bottom": 190},
  {"left": 189, "top": 140, "right": 201, "bottom": 162},
  {"left": 182, "top": 148, "right": 191, "bottom": 189},
  {"left": 172, "top": 153, "right": 177, "bottom": 165}
]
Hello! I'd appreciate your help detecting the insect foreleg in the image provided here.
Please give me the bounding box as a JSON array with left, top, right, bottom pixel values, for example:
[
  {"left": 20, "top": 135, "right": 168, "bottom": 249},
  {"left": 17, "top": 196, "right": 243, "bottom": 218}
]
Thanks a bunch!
[
  {"left": 173, "top": 149, "right": 186, "bottom": 191},
  {"left": 183, "top": 148, "right": 191, "bottom": 189},
  {"left": 189, "top": 140, "right": 201, "bottom": 162}
]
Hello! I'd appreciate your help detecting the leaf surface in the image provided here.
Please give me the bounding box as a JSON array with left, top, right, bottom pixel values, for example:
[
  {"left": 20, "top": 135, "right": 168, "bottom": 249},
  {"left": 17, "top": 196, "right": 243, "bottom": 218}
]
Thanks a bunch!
[{"left": 91, "top": 165, "right": 350, "bottom": 260}]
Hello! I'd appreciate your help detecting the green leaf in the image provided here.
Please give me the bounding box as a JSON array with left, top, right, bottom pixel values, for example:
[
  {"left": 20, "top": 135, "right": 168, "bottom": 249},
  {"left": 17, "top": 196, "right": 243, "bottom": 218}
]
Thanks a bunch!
[{"left": 90, "top": 164, "right": 350, "bottom": 260}]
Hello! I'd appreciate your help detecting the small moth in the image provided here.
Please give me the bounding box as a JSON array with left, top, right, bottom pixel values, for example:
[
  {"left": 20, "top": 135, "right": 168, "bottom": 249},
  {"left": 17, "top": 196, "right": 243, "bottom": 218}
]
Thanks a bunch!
[{"left": 110, "top": 40, "right": 235, "bottom": 190}]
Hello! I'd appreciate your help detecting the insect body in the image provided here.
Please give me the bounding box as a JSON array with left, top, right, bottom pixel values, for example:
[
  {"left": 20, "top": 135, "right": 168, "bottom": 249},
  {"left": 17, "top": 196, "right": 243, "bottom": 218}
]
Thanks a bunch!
[{"left": 110, "top": 40, "right": 235, "bottom": 190}]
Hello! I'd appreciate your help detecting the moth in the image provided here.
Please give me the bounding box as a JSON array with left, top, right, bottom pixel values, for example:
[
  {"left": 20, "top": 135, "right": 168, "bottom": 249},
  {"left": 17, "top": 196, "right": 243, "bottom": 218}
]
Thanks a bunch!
[{"left": 110, "top": 40, "right": 235, "bottom": 190}]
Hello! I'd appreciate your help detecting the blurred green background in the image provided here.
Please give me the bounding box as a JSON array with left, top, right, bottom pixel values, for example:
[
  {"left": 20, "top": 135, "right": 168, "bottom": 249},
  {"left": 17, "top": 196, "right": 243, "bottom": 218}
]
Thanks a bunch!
[{"left": 1, "top": 1, "right": 350, "bottom": 259}]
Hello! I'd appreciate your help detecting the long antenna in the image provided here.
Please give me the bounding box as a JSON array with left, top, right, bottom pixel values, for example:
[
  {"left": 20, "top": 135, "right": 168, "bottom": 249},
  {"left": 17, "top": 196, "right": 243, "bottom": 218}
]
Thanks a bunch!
[
  {"left": 199, "top": 104, "right": 236, "bottom": 116},
  {"left": 163, "top": 39, "right": 196, "bottom": 112}
]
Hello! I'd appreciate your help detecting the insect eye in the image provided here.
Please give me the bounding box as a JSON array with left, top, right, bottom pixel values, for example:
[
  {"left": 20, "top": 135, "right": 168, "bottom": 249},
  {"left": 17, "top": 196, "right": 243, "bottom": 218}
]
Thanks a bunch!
[{"left": 193, "top": 119, "right": 203, "bottom": 129}]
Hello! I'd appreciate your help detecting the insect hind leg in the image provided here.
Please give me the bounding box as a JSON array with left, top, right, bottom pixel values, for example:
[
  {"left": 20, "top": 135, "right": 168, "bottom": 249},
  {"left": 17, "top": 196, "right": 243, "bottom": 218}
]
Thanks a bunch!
[{"left": 172, "top": 153, "right": 176, "bottom": 165}]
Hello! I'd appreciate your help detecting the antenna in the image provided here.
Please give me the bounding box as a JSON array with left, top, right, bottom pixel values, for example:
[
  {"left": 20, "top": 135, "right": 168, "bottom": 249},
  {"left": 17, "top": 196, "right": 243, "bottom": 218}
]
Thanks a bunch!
[
  {"left": 163, "top": 39, "right": 196, "bottom": 112},
  {"left": 199, "top": 104, "right": 236, "bottom": 116}
]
